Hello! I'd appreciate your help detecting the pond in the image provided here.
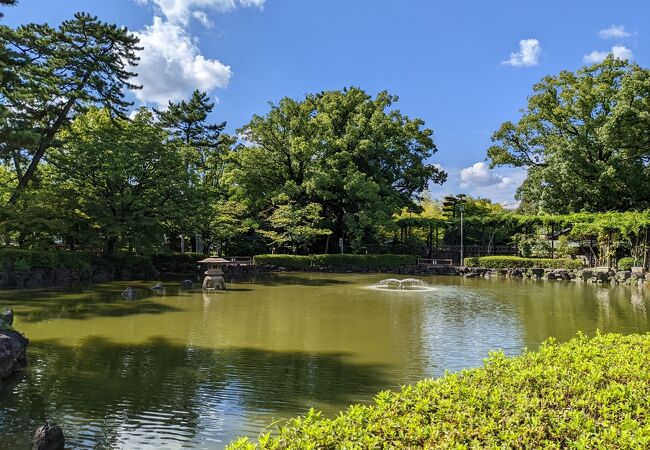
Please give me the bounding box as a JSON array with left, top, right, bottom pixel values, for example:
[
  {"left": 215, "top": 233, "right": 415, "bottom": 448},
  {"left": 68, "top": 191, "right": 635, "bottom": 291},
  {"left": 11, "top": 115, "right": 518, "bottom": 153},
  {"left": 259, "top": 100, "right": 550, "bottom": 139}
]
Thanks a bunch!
[{"left": 0, "top": 273, "right": 649, "bottom": 449}]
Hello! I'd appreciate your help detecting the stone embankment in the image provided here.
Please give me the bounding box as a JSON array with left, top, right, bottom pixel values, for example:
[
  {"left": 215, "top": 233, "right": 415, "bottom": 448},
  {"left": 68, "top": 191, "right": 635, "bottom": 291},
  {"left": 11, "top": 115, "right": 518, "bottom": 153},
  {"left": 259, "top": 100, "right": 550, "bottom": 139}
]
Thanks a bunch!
[
  {"left": 256, "top": 263, "right": 649, "bottom": 286},
  {"left": 0, "top": 266, "right": 159, "bottom": 289},
  {"left": 458, "top": 267, "right": 650, "bottom": 286}
]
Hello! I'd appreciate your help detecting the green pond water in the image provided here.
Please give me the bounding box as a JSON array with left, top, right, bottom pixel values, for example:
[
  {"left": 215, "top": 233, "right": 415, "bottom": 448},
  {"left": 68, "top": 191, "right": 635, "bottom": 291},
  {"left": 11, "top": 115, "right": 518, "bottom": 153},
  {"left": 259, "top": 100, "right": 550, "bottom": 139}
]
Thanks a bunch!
[{"left": 0, "top": 273, "right": 649, "bottom": 449}]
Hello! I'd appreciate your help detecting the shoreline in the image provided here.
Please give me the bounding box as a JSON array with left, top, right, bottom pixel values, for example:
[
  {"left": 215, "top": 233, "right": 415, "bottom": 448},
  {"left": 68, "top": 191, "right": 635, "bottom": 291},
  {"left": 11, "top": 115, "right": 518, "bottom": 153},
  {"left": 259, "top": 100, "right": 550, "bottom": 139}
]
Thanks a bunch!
[
  {"left": 256, "top": 265, "right": 650, "bottom": 287},
  {"left": 1, "top": 263, "right": 648, "bottom": 290}
]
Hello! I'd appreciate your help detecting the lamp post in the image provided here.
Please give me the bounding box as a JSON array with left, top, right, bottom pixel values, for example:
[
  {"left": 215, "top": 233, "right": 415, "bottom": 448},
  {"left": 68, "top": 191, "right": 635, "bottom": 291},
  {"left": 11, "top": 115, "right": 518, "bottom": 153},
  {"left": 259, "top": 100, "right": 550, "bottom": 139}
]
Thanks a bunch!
[{"left": 458, "top": 203, "right": 465, "bottom": 266}]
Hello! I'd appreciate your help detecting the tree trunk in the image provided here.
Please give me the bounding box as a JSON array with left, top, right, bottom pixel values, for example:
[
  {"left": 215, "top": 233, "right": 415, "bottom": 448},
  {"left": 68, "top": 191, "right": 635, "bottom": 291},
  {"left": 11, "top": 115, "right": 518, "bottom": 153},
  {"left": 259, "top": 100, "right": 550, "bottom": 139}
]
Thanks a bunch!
[
  {"left": 104, "top": 236, "right": 118, "bottom": 255},
  {"left": 9, "top": 73, "right": 90, "bottom": 204}
]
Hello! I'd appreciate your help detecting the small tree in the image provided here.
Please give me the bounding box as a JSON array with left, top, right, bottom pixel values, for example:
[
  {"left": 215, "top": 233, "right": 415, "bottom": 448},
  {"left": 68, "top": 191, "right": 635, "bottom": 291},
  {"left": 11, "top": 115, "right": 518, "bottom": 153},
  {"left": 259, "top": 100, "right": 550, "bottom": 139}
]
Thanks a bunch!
[
  {"left": 52, "top": 108, "right": 190, "bottom": 254},
  {"left": 259, "top": 198, "right": 331, "bottom": 254}
]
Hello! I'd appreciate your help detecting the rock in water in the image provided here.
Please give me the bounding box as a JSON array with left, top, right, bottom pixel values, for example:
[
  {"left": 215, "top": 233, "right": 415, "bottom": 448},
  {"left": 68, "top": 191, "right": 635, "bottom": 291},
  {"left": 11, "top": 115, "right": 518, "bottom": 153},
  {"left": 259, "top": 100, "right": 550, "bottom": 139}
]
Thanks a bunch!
[
  {"left": 32, "top": 423, "right": 65, "bottom": 450},
  {"left": 0, "top": 330, "right": 28, "bottom": 379},
  {"left": 1, "top": 309, "right": 13, "bottom": 326}
]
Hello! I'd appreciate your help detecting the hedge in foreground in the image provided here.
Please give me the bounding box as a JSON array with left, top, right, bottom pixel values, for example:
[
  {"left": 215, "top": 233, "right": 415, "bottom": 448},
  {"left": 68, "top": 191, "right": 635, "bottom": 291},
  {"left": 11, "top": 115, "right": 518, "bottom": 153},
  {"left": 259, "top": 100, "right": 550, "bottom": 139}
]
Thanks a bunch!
[
  {"left": 228, "top": 333, "right": 650, "bottom": 449},
  {"left": 253, "top": 254, "right": 418, "bottom": 270},
  {"left": 464, "top": 255, "right": 584, "bottom": 269}
]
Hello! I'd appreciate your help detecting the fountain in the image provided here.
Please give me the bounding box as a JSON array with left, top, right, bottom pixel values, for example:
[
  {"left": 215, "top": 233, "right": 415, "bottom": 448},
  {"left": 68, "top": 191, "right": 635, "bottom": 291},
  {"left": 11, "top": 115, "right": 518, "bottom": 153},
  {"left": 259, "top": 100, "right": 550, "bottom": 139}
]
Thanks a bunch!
[{"left": 374, "top": 278, "right": 434, "bottom": 291}]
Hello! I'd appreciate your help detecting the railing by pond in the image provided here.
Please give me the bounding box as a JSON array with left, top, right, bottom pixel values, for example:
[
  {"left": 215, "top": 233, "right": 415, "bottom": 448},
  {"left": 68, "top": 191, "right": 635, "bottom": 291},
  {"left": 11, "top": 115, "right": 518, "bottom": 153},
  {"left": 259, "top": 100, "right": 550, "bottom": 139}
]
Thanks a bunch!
[{"left": 433, "top": 245, "right": 519, "bottom": 255}]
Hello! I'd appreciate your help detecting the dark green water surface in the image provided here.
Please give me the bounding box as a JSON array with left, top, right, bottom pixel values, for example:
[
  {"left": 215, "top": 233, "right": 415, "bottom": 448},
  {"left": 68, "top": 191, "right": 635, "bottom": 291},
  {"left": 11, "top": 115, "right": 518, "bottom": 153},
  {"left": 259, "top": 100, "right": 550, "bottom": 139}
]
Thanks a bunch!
[{"left": 0, "top": 273, "right": 648, "bottom": 448}]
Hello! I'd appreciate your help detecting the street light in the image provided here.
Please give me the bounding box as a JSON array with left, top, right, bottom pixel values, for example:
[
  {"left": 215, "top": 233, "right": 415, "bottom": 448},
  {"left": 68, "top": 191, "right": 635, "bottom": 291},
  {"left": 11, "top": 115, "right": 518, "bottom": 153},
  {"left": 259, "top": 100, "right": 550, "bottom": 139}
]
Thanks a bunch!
[{"left": 458, "top": 203, "right": 465, "bottom": 266}]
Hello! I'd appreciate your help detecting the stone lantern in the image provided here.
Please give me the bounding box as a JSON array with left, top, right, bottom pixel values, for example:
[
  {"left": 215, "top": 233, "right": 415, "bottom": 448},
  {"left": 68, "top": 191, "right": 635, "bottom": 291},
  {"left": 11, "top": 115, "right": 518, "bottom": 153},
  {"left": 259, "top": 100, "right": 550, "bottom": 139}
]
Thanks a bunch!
[{"left": 198, "top": 257, "right": 230, "bottom": 290}]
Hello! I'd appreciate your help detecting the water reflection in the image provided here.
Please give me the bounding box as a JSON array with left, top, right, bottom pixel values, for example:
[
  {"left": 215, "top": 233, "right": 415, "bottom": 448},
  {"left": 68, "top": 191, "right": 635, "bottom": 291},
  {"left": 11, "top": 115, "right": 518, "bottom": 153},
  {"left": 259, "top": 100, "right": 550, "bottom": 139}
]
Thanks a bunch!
[
  {"left": 0, "top": 337, "right": 389, "bottom": 449},
  {"left": 0, "top": 274, "right": 647, "bottom": 449},
  {"left": 418, "top": 286, "right": 523, "bottom": 376}
]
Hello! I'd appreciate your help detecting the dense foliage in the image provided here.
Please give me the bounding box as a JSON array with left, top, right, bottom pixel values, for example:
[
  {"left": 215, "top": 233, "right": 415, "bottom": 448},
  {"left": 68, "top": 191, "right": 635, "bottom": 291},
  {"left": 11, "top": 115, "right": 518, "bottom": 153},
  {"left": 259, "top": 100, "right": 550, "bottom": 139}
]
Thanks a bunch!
[
  {"left": 0, "top": 248, "right": 155, "bottom": 274},
  {"left": 463, "top": 256, "right": 584, "bottom": 269},
  {"left": 400, "top": 209, "right": 650, "bottom": 269},
  {"left": 228, "top": 333, "right": 650, "bottom": 449},
  {"left": 0, "top": 12, "right": 141, "bottom": 200},
  {"left": 488, "top": 58, "right": 650, "bottom": 214},
  {"left": 617, "top": 257, "right": 634, "bottom": 271},
  {"left": 0, "top": 248, "right": 91, "bottom": 271},
  {"left": 51, "top": 108, "right": 192, "bottom": 254},
  {"left": 253, "top": 254, "right": 418, "bottom": 270},
  {"left": 227, "top": 88, "right": 447, "bottom": 253},
  {"left": 1, "top": 9, "right": 649, "bottom": 266},
  {"left": 0, "top": 10, "right": 445, "bottom": 256}
]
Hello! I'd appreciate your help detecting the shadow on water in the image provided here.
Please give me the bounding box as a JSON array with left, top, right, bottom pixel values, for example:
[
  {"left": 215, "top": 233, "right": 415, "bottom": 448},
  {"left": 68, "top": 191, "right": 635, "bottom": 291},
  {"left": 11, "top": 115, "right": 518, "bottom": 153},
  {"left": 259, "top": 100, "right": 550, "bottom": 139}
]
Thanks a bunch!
[
  {"left": 0, "top": 336, "right": 389, "bottom": 449},
  {"left": 0, "top": 287, "right": 184, "bottom": 323},
  {"left": 239, "top": 273, "right": 352, "bottom": 287}
]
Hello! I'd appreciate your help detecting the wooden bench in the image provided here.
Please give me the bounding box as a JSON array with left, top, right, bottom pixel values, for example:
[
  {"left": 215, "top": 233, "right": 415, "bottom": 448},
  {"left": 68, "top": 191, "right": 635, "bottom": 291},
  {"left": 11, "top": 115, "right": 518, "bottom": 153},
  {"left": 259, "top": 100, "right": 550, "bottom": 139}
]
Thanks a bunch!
[
  {"left": 417, "top": 258, "right": 454, "bottom": 267},
  {"left": 224, "top": 256, "right": 253, "bottom": 266}
]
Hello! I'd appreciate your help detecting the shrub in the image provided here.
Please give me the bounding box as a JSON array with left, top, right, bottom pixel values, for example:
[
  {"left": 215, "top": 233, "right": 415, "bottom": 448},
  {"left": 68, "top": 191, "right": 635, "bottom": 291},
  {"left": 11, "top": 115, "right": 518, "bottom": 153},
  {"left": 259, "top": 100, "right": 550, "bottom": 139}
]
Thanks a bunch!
[
  {"left": 253, "top": 255, "right": 314, "bottom": 270},
  {"left": 253, "top": 254, "right": 418, "bottom": 270},
  {"left": 0, "top": 248, "right": 92, "bottom": 271},
  {"left": 228, "top": 333, "right": 650, "bottom": 449},
  {"left": 617, "top": 257, "right": 635, "bottom": 271},
  {"left": 464, "top": 256, "right": 583, "bottom": 269}
]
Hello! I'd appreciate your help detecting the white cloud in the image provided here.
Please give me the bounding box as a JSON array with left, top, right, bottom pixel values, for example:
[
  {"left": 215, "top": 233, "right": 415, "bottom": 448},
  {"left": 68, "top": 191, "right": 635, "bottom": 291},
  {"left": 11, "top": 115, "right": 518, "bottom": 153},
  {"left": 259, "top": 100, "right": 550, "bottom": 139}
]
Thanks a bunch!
[
  {"left": 460, "top": 162, "right": 514, "bottom": 189},
  {"left": 500, "top": 200, "right": 521, "bottom": 210},
  {"left": 131, "top": 0, "right": 265, "bottom": 105},
  {"left": 583, "top": 45, "right": 633, "bottom": 64},
  {"left": 428, "top": 166, "right": 526, "bottom": 206},
  {"left": 138, "top": 0, "right": 265, "bottom": 25},
  {"left": 503, "top": 39, "right": 541, "bottom": 67},
  {"left": 132, "top": 17, "right": 232, "bottom": 106},
  {"left": 192, "top": 10, "right": 213, "bottom": 27},
  {"left": 599, "top": 25, "right": 634, "bottom": 39}
]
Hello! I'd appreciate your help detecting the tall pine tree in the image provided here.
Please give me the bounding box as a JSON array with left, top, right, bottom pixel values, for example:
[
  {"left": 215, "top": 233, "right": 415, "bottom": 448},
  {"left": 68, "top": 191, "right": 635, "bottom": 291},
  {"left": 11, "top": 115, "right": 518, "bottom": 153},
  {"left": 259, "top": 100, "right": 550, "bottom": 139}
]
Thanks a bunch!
[{"left": 0, "top": 12, "right": 141, "bottom": 202}]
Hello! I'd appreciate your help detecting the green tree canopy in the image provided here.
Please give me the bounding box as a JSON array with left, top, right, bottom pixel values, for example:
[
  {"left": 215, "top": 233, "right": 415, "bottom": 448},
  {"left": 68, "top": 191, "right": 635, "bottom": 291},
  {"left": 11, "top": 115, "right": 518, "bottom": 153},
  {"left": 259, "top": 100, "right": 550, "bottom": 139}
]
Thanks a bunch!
[
  {"left": 155, "top": 90, "right": 231, "bottom": 252},
  {"left": 227, "top": 87, "right": 446, "bottom": 252},
  {"left": 0, "top": 12, "right": 141, "bottom": 201},
  {"left": 51, "top": 108, "right": 190, "bottom": 254},
  {"left": 488, "top": 57, "right": 650, "bottom": 213}
]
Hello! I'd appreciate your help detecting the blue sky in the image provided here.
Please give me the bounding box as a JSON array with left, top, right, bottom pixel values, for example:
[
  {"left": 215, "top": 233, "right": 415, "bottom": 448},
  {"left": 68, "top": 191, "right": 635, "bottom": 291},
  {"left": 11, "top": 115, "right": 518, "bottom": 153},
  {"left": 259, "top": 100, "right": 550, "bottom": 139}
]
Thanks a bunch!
[{"left": 4, "top": 0, "right": 649, "bottom": 206}]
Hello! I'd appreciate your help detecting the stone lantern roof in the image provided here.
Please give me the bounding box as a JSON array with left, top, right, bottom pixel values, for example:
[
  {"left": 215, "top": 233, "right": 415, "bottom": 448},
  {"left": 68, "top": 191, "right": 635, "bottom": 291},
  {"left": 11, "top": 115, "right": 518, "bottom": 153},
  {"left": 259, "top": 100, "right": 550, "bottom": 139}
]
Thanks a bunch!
[{"left": 197, "top": 257, "right": 231, "bottom": 265}]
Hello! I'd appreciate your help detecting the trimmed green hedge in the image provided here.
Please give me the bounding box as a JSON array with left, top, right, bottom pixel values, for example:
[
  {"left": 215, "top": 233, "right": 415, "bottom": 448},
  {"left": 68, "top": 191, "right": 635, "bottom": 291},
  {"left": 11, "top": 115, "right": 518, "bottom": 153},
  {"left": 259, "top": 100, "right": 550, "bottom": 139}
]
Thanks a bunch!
[
  {"left": 152, "top": 252, "right": 204, "bottom": 264},
  {"left": 253, "top": 254, "right": 418, "bottom": 270},
  {"left": 464, "top": 255, "right": 584, "bottom": 269},
  {"left": 0, "top": 248, "right": 92, "bottom": 271},
  {"left": 228, "top": 333, "right": 650, "bottom": 449},
  {"left": 0, "top": 248, "right": 155, "bottom": 274}
]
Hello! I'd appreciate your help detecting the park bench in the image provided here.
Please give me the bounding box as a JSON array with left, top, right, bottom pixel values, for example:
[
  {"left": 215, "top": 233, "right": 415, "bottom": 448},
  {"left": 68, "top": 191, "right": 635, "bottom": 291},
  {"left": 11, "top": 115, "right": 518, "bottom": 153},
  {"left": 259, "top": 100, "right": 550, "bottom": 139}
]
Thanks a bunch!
[{"left": 417, "top": 258, "right": 454, "bottom": 267}]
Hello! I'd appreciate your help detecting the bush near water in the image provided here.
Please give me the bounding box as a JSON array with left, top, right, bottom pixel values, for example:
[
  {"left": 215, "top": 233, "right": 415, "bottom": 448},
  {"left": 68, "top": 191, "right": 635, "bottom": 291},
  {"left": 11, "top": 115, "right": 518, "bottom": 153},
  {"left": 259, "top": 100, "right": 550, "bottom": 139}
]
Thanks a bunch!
[
  {"left": 617, "top": 257, "right": 635, "bottom": 271},
  {"left": 253, "top": 254, "right": 418, "bottom": 270},
  {"left": 464, "top": 255, "right": 584, "bottom": 270},
  {"left": 0, "top": 248, "right": 155, "bottom": 273},
  {"left": 228, "top": 333, "right": 650, "bottom": 449}
]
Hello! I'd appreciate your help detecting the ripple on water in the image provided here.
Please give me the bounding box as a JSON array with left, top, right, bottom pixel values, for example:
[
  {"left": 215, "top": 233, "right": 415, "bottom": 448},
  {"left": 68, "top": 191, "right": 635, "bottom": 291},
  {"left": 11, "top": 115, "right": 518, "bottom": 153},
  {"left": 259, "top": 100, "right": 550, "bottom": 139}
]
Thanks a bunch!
[{"left": 1, "top": 274, "right": 648, "bottom": 449}]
